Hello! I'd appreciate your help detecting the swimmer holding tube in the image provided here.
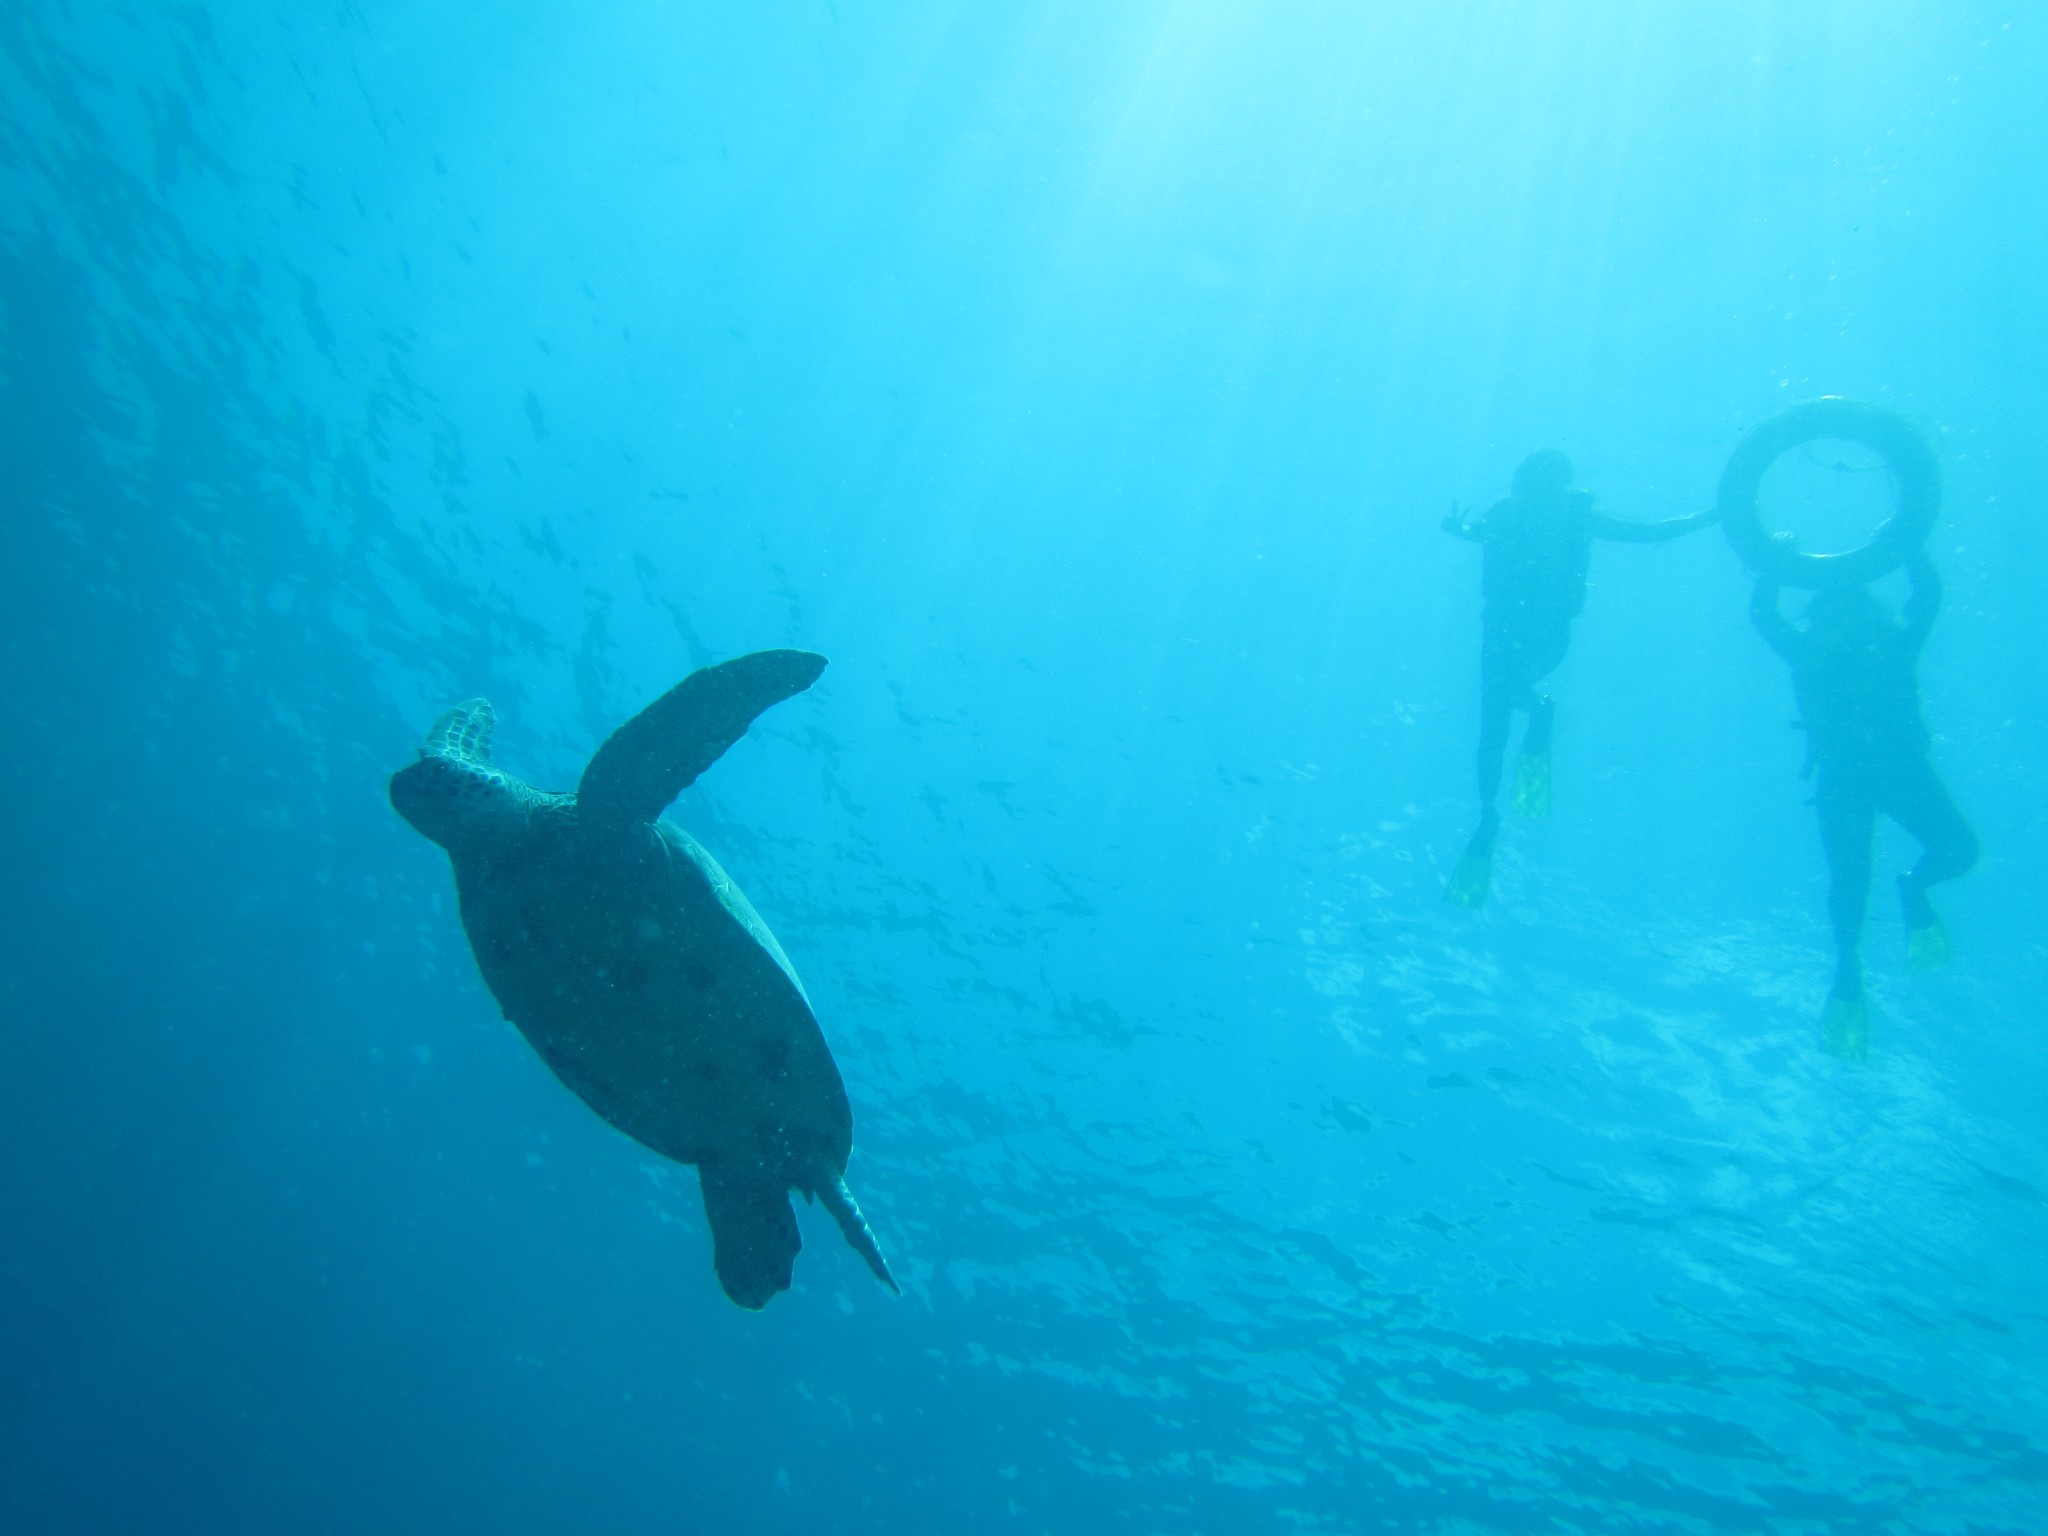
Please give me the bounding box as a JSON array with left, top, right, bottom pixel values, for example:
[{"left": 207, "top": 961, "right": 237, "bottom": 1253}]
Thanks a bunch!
[
  {"left": 1751, "top": 556, "right": 1977, "bottom": 1057},
  {"left": 1726, "top": 399, "right": 1977, "bottom": 1059}
]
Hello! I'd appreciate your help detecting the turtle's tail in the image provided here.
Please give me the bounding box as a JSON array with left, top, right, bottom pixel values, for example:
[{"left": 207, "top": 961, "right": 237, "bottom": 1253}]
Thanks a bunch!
[{"left": 817, "top": 1176, "right": 900, "bottom": 1295}]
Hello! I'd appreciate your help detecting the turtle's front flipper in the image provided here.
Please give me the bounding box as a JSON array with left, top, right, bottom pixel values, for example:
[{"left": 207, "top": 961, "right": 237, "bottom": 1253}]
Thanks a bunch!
[
  {"left": 423, "top": 698, "right": 496, "bottom": 763},
  {"left": 578, "top": 650, "right": 827, "bottom": 827},
  {"left": 699, "top": 1166, "right": 802, "bottom": 1310},
  {"left": 818, "top": 1176, "right": 900, "bottom": 1294}
]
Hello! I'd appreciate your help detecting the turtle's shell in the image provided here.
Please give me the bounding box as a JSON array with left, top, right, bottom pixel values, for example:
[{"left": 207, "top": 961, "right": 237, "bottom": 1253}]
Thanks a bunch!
[{"left": 454, "top": 811, "right": 852, "bottom": 1186}]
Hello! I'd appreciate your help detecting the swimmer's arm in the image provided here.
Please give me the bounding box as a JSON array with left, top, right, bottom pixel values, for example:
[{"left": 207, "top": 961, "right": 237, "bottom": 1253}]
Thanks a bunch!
[
  {"left": 1589, "top": 507, "right": 1719, "bottom": 544},
  {"left": 1750, "top": 577, "right": 1800, "bottom": 659},
  {"left": 1441, "top": 502, "right": 1485, "bottom": 541},
  {"left": 1903, "top": 552, "right": 1942, "bottom": 647}
]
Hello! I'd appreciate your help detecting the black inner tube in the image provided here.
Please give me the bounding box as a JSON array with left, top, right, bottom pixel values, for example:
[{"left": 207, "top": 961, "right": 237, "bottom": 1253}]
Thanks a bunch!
[{"left": 1717, "top": 398, "right": 1939, "bottom": 587}]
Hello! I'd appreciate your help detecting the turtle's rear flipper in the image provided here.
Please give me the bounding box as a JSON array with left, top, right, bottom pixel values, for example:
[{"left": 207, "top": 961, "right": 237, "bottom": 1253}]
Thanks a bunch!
[
  {"left": 699, "top": 1168, "right": 801, "bottom": 1310},
  {"left": 579, "top": 650, "right": 827, "bottom": 826},
  {"left": 818, "top": 1176, "right": 900, "bottom": 1294}
]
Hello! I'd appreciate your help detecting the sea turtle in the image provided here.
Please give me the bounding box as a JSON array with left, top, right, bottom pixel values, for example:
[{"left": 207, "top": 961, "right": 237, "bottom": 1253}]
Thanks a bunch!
[{"left": 389, "top": 649, "right": 896, "bottom": 1309}]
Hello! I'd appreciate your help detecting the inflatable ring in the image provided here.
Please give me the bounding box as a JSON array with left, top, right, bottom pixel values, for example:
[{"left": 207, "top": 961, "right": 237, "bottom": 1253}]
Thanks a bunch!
[{"left": 1718, "top": 398, "right": 1939, "bottom": 587}]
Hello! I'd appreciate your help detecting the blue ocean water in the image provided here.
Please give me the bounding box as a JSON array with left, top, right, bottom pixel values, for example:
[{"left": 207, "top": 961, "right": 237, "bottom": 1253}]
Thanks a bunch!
[{"left": 4, "top": 3, "right": 2046, "bottom": 1531}]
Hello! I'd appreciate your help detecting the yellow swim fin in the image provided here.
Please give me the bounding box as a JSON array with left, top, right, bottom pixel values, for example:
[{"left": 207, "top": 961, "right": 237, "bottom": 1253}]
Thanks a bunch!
[
  {"left": 1446, "top": 846, "right": 1493, "bottom": 909},
  {"left": 1511, "top": 752, "right": 1552, "bottom": 819},
  {"left": 1820, "top": 995, "right": 1870, "bottom": 1061},
  {"left": 1907, "top": 918, "right": 1954, "bottom": 971}
]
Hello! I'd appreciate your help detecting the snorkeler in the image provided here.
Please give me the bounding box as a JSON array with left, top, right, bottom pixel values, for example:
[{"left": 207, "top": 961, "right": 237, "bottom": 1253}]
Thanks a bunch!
[
  {"left": 1751, "top": 551, "right": 1977, "bottom": 1059},
  {"left": 1443, "top": 450, "right": 1714, "bottom": 907}
]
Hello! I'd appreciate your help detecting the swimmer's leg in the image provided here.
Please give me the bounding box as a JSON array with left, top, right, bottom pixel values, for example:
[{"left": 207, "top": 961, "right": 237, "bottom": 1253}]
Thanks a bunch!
[
  {"left": 1816, "top": 774, "right": 1875, "bottom": 1059},
  {"left": 1509, "top": 624, "right": 1567, "bottom": 820},
  {"left": 1513, "top": 695, "right": 1555, "bottom": 819},
  {"left": 1887, "top": 758, "right": 1977, "bottom": 971},
  {"left": 1474, "top": 668, "right": 1516, "bottom": 814},
  {"left": 1446, "top": 808, "right": 1499, "bottom": 910},
  {"left": 1820, "top": 992, "right": 1870, "bottom": 1062},
  {"left": 1453, "top": 639, "right": 1520, "bottom": 910}
]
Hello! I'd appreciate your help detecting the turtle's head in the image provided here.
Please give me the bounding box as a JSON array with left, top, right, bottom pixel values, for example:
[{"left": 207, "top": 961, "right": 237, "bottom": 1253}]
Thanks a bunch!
[{"left": 389, "top": 699, "right": 525, "bottom": 851}]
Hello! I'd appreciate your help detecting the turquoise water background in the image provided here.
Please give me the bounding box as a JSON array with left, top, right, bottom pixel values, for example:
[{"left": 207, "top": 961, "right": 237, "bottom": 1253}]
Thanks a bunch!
[{"left": 4, "top": 4, "right": 2046, "bottom": 1531}]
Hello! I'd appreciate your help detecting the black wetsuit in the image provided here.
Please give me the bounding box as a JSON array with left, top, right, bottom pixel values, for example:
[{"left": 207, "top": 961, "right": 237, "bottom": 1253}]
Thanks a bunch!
[
  {"left": 1452, "top": 489, "right": 1702, "bottom": 828},
  {"left": 1751, "top": 555, "right": 1977, "bottom": 1002}
]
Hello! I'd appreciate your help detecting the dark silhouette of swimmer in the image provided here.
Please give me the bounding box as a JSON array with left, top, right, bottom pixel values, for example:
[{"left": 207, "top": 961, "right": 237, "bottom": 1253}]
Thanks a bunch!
[
  {"left": 1751, "top": 551, "right": 1976, "bottom": 1058},
  {"left": 1444, "top": 450, "right": 1713, "bottom": 907}
]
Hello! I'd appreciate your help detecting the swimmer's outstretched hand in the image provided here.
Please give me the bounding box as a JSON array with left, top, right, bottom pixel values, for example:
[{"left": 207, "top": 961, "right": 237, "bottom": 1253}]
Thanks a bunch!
[{"left": 1442, "top": 502, "right": 1479, "bottom": 539}]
